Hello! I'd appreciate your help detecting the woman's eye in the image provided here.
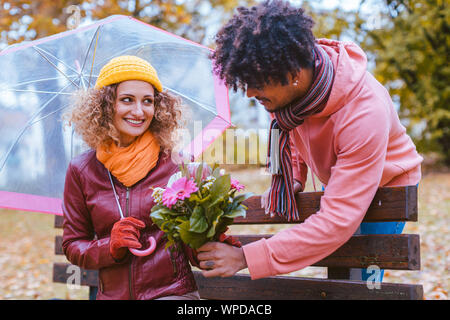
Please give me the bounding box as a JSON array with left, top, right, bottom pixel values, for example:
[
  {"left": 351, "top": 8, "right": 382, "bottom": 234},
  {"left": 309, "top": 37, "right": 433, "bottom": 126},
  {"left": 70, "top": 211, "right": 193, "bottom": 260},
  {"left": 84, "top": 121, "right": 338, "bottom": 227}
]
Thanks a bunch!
[
  {"left": 122, "top": 97, "right": 132, "bottom": 102},
  {"left": 144, "top": 99, "right": 154, "bottom": 104}
]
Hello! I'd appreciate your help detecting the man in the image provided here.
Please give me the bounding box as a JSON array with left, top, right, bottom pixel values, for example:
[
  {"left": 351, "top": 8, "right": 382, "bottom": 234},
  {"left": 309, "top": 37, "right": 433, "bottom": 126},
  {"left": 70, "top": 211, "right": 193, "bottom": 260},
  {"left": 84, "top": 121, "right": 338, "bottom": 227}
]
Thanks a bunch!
[{"left": 197, "top": 0, "right": 422, "bottom": 281}]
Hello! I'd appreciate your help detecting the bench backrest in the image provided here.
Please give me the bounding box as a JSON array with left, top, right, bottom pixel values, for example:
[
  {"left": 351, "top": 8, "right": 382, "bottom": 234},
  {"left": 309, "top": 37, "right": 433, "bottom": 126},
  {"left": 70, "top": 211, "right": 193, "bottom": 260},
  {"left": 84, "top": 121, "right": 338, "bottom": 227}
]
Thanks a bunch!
[{"left": 53, "top": 185, "right": 423, "bottom": 300}]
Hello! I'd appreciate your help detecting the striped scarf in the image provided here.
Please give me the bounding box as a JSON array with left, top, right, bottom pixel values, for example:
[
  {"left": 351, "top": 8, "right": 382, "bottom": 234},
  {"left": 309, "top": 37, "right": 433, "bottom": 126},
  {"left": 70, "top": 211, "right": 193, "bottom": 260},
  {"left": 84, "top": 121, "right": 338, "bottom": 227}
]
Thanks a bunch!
[{"left": 267, "top": 45, "right": 334, "bottom": 221}]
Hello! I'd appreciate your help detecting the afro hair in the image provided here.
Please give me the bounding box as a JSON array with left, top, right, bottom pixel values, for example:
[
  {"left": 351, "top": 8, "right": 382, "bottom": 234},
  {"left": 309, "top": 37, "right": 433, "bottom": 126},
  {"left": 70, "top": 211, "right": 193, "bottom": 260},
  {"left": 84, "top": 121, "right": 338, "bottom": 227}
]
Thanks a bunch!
[{"left": 211, "top": 0, "right": 316, "bottom": 91}]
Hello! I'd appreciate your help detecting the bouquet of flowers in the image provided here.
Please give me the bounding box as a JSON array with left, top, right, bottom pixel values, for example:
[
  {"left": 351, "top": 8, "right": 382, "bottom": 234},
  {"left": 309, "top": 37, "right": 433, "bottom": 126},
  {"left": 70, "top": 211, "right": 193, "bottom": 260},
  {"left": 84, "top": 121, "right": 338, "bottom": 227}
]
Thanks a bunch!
[{"left": 150, "top": 162, "right": 252, "bottom": 250}]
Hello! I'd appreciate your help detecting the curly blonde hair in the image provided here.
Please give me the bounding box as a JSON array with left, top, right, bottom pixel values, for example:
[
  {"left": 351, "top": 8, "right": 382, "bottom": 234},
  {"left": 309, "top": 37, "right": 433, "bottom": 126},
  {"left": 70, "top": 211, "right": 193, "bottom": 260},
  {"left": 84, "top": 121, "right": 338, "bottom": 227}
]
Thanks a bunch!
[{"left": 65, "top": 83, "right": 188, "bottom": 155}]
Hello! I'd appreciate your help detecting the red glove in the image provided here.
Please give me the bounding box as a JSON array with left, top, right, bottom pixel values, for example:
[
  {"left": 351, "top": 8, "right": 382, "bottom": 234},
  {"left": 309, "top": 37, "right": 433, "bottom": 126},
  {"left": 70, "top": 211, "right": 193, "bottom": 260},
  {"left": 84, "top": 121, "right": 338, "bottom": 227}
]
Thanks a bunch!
[
  {"left": 110, "top": 217, "right": 146, "bottom": 260},
  {"left": 217, "top": 228, "right": 242, "bottom": 248}
]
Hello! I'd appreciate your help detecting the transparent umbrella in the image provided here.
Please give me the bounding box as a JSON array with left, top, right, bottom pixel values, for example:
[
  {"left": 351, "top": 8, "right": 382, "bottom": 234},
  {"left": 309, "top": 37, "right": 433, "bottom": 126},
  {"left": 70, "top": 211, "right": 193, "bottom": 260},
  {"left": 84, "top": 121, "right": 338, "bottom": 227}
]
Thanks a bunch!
[{"left": 0, "top": 15, "right": 231, "bottom": 219}]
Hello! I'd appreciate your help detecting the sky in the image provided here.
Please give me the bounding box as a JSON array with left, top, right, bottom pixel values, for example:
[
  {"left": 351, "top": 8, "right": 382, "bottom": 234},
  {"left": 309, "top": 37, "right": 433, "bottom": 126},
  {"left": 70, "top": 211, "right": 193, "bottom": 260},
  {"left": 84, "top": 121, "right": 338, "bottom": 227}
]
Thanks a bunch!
[{"left": 292, "top": 0, "right": 363, "bottom": 11}]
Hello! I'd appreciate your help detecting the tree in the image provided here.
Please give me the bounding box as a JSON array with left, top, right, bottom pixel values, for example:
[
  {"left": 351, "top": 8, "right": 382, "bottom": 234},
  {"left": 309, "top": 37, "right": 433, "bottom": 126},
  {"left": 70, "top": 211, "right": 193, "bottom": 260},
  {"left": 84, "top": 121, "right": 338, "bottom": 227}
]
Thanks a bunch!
[
  {"left": 303, "top": 0, "right": 449, "bottom": 164},
  {"left": 359, "top": 0, "right": 450, "bottom": 164},
  {"left": 0, "top": 0, "right": 256, "bottom": 47},
  {"left": 354, "top": 1, "right": 449, "bottom": 164}
]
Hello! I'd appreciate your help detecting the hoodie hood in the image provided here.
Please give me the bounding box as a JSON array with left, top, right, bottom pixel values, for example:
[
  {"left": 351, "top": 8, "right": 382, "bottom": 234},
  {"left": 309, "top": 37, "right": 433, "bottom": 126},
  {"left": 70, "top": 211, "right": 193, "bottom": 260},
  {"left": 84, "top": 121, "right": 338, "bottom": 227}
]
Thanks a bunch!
[{"left": 312, "top": 39, "right": 368, "bottom": 118}]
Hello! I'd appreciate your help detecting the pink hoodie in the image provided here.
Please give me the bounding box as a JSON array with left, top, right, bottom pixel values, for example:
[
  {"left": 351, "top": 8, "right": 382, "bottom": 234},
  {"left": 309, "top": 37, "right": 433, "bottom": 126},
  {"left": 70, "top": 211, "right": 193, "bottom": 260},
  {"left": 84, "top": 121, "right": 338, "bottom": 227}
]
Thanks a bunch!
[{"left": 242, "top": 39, "right": 423, "bottom": 280}]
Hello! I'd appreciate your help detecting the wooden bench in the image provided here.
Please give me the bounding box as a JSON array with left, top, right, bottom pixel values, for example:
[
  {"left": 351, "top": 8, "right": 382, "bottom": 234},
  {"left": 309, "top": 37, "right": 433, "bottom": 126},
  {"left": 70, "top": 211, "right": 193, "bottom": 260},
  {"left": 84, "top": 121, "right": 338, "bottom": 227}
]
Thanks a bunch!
[{"left": 53, "top": 185, "right": 423, "bottom": 300}]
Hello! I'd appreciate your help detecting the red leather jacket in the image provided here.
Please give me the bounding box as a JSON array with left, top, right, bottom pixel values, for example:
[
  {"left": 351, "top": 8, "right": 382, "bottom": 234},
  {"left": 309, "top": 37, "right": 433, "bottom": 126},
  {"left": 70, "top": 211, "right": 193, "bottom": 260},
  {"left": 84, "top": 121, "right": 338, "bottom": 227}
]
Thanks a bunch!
[{"left": 62, "top": 150, "right": 197, "bottom": 300}]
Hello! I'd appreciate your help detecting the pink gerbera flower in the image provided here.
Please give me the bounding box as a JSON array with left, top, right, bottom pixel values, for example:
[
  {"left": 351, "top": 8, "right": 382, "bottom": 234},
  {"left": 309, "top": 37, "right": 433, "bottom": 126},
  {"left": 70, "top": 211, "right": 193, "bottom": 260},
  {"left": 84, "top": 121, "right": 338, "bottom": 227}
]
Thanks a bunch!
[
  {"left": 231, "top": 178, "right": 245, "bottom": 192},
  {"left": 162, "top": 177, "right": 198, "bottom": 208}
]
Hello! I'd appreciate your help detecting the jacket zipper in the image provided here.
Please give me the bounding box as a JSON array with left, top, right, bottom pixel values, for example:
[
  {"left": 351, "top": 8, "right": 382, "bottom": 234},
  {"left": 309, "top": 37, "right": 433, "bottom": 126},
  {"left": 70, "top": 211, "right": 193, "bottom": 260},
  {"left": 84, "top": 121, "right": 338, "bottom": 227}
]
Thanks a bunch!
[{"left": 125, "top": 187, "right": 135, "bottom": 300}]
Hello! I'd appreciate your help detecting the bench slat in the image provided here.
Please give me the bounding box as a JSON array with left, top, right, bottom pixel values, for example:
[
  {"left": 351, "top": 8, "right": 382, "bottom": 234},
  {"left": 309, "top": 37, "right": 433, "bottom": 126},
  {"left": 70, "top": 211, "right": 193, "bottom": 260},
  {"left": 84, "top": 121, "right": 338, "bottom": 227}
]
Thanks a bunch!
[
  {"left": 52, "top": 263, "right": 423, "bottom": 300},
  {"left": 54, "top": 234, "right": 420, "bottom": 270},
  {"left": 53, "top": 262, "right": 98, "bottom": 287},
  {"left": 236, "top": 185, "right": 418, "bottom": 224},
  {"left": 53, "top": 185, "right": 418, "bottom": 228},
  {"left": 193, "top": 272, "right": 423, "bottom": 300},
  {"left": 236, "top": 234, "right": 420, "bottom": 270}
]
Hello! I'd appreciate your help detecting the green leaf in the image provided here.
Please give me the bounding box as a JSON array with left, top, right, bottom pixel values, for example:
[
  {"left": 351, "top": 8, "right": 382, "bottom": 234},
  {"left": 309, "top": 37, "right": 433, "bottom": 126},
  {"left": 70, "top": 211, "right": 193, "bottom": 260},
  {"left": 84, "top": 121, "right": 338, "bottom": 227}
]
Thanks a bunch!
[
  {"left": 150, "top": 210, "right": 164, "bottom": 221},
  {"left": 209, "top": 174, "right": 231, "bottom": 202},
  {"left": 189, "top": 193, "right": 200, "bottom": 202},
  {"left": 150, "top": 207, "right": 174, "bottom": 226},
  {"left": 205, "top": 205, "right": 223, "bottom": 223},
  {"left": 226, "top": 192, "right": 253, "bottom": 211},
  {"left": 151, "top": 206, "right": 179, "bottom": 216},
  {"left": 195, "top": 162, "right": 204, "bottom": 186},
  {"left": 205, "top": 207, "right": 224, "bottom": 238},
  {"left": 175, "top": 216, "right": 189, "bottom": 223},
  {"left": 208, "top": 196, "right": 225, "bottom": 209},
  {"left": 214, "top": 217, "right": 234, "bottom": 239},
  {"left": 189, "top": 193, "right": 211, "bottom": 205},
  {"left": 223, "top": 206, "right": 246, "bottom": 219},
  {"left": 206, "top": 221, "right": 217, "bottom": 238},
  {"left": 189, "top": 206, "right": 208, "bottom": 233},
  {"left": 198, "top": 194, "right": 211, "bottom": 204},
  {"left": 160, "top": 220, "right": 173, "bottom": 233},
  {"left": 177, "top": 220, "right": 207, "bottom": 249},
  {"left": 212, "top": 166, "right": 221, "bottom": 178},
  {"left": 150, "top": 203, "right": 165, "bottom": 211},
  {"left": 233, "top": 192, "right": 253, "bottom": 204}
]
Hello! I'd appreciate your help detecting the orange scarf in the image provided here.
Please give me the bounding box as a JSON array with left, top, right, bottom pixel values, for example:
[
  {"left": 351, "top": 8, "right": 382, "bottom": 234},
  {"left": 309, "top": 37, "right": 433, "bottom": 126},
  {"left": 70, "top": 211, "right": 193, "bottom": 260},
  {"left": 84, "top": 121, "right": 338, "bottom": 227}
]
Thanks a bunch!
[{"left": 96, "top": 131, "right": 161, "bottom": 187}]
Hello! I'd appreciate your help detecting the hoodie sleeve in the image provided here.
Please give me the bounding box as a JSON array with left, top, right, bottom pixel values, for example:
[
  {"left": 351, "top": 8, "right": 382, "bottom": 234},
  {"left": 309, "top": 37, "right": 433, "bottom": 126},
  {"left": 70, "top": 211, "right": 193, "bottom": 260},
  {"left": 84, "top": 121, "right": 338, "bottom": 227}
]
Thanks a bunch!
[
  {"left": 243, "top": 102, "right": 390, "bottom": 279},
  {"left": 62, "top": 162, "right": 127, "bottom": 270}
]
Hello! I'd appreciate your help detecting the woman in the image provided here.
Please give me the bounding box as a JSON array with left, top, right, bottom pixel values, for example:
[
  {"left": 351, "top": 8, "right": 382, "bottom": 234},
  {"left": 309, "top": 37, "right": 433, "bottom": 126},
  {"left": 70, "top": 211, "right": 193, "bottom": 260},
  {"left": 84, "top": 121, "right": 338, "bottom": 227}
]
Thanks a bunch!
[{"left": 62, "top": 55, "right": 199, "bottom": 300}]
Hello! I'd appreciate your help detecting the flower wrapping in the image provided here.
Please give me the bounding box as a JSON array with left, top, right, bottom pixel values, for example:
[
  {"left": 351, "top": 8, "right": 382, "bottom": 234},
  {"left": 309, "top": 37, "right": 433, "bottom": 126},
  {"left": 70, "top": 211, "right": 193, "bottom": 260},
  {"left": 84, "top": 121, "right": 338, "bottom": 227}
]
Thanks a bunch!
[{"left": 150, "top": 162, "right": 252, "bottom": 249}]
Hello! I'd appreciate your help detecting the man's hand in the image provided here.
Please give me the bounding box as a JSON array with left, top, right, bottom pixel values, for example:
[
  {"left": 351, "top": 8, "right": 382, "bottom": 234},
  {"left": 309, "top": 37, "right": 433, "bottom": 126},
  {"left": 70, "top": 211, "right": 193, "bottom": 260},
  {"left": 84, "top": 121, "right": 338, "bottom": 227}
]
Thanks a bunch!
[{"left": 196, "top": 242, "right": 247, "bottom": 278}]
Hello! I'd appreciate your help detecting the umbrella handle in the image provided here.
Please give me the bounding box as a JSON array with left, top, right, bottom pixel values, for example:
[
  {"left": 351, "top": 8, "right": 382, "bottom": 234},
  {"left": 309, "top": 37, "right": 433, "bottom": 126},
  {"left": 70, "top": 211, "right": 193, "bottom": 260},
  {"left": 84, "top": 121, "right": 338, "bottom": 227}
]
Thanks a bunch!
[{"left": 129, "top": 236, "right": 156, "bottom": 257}]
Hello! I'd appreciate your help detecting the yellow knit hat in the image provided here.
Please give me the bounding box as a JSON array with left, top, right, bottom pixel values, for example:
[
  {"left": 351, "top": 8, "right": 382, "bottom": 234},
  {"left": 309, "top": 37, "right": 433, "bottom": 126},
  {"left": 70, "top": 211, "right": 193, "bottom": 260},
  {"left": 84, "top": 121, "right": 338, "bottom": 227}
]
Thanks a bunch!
[{"left": 94, "top": 55, "right": 163, "bottom": 92}]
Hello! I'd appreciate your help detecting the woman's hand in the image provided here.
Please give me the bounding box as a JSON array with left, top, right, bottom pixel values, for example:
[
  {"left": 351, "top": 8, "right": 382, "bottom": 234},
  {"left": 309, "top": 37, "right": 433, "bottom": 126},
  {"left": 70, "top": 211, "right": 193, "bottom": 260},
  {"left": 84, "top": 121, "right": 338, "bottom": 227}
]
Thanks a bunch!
[{"left": 109, "top": 217, "right": 145, "bottom": 260}]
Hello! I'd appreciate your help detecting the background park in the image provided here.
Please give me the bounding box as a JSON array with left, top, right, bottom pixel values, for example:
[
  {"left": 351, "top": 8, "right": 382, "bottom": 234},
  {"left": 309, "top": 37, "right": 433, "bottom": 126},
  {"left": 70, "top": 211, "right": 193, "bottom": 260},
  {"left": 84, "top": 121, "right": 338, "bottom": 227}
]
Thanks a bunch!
[{"left": 0, "top": 0, "right": 448, "bottom": 299}]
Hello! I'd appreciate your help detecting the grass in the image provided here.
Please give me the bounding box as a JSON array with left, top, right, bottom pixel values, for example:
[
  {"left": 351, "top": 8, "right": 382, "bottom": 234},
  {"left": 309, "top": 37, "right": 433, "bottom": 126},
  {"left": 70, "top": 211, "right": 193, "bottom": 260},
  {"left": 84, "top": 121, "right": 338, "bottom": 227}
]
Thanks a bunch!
[{"left": 0, "top": 167, "right": 448, "bottom": 299}]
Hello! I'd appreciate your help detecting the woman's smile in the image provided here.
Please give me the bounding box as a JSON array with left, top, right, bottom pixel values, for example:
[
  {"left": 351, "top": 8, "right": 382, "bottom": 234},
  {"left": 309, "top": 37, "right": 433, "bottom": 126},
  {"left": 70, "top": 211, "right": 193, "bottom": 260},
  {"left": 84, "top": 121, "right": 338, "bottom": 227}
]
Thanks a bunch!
[
  {"left": 124, "top": 118, "right": 146, "bottom": 126},
  {"left": 113, "top": 80, "right": 156, "bottom": 147}
]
